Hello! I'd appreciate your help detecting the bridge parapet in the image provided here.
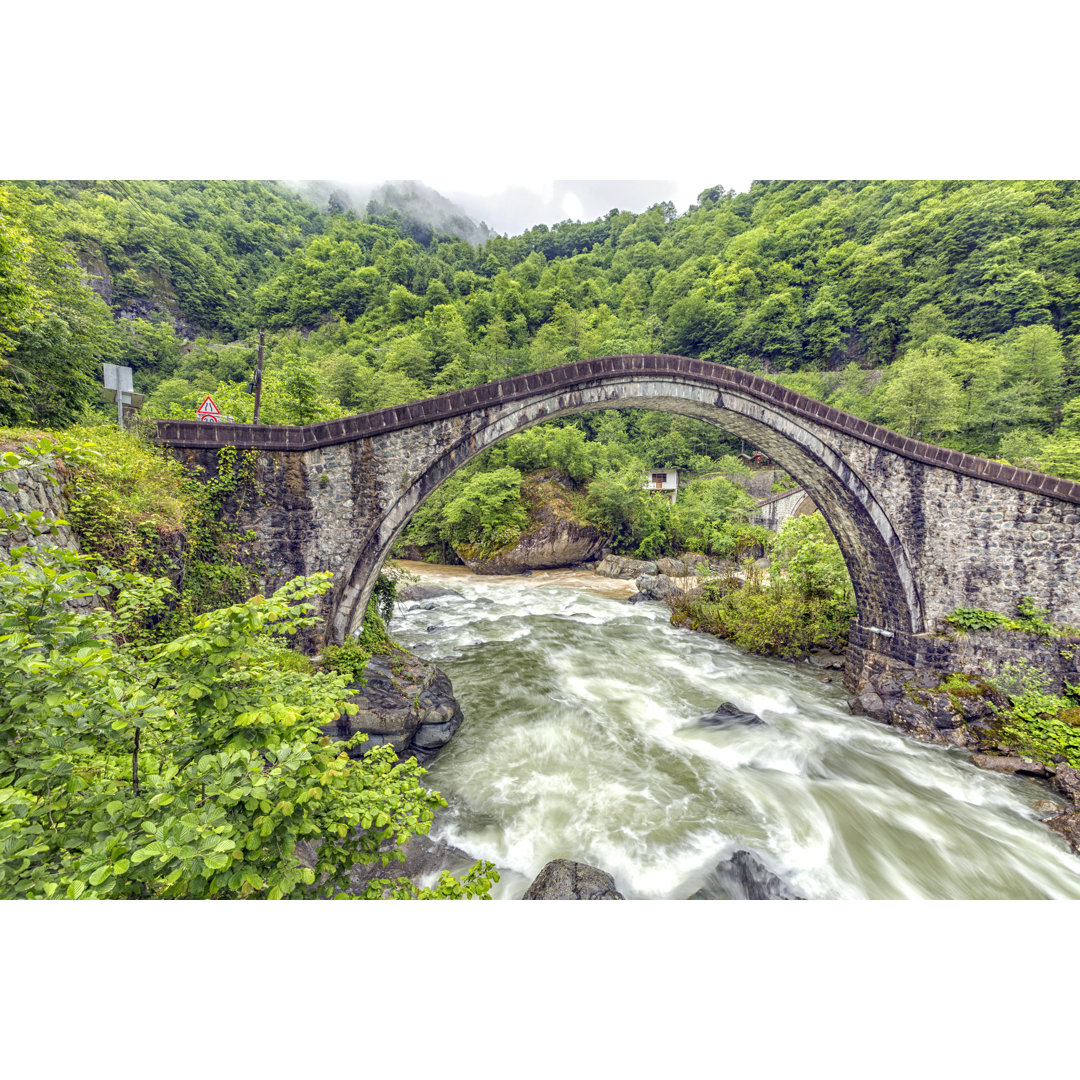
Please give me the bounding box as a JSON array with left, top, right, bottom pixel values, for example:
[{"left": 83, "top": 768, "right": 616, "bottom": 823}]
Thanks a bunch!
[{"left": 154, "top": 355, "right": 1080, "bottom": 505}]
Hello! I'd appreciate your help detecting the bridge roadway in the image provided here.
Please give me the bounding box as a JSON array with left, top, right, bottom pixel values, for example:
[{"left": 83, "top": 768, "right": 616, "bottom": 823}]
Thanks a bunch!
[{"left": 154, "top": 353, "right": 1080, "bottom": 685}]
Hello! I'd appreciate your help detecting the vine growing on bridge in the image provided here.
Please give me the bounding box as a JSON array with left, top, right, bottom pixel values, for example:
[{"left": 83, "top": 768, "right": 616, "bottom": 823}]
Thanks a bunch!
[{"left": 48, "top": 427, "right": 265, "bottom": 639}]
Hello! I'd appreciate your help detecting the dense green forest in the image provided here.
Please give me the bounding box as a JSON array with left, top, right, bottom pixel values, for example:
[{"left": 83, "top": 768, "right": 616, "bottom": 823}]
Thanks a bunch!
[{"left": 3, "top": 179, "right": 1077, "bottom": 464}]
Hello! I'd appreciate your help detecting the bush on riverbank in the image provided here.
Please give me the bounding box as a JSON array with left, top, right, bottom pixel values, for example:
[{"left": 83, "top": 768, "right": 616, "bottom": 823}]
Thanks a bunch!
[
  {"left": 671, "top": 515, "right": 856, "bottom": 658},
  {"left": 988, "top": 662, "right": 1080, "bottom": 768},
  {"left": 0, "top": 447, "right": 497, "bottom": 900}
]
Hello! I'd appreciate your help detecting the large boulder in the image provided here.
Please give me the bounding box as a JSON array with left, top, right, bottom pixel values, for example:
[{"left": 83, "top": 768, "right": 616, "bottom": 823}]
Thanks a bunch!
[
  {"left": 321, "top": 649, "right": 464, "bottom": 765},
  {"left": 634, "top": 572, "right": 704, "bottom": 606},
  {"left": 454, "top": 470, "right": 605, "bottom": 574},
  {"left": 521, "top": 859, "right": 624, "bottom": 899},
  {"left": 1051, "top": 764, "right": 1080, "bottom": 807},
  {"left": 595, "top": 554, "right": 658, "bottom": 579},
  {"left": 656, "top": 553, "right": 709, "bottom": 577},
  {"left": 1046, "top": 811, "right": 1080, "bottom": 855},
  {"left": 690, "top": 851, "right": 805, "bottom": 900}
]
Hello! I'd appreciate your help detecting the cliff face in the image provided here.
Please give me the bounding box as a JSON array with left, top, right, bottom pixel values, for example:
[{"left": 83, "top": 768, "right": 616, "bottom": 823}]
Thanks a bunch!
[{"left": 453, "top": 470, "right": 605, "bottom": 574}]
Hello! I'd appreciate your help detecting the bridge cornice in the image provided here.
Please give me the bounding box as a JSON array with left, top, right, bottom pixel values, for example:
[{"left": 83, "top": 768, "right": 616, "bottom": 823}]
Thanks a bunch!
[{"left": 153, "top": 354, "right": 1080, "bottom": 506}]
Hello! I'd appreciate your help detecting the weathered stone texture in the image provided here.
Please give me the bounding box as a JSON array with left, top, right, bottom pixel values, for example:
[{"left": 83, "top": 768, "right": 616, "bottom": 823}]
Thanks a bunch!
[{"left": 0, "top": 465, "right": 81, "bottom": 563}]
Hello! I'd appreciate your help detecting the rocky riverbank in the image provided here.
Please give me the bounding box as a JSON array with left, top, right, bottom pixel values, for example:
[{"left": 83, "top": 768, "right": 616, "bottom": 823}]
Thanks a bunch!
[
  {"left": 321, "top": 644, "right": 464, "bottom": 766},
  {"left": 848, "top": 666, "right": 1080, "bottom": 853}
]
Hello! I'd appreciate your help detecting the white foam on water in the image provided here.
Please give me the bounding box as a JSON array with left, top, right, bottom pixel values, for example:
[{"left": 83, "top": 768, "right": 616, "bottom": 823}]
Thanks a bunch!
[{"left": 391, "top": 564, "right": 1080, "bottom": 900}]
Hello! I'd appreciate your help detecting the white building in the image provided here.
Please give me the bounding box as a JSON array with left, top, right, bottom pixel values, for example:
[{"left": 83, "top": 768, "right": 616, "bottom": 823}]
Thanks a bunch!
[{"left": 643, "top": 469, "right": 679, "bottom": 504}]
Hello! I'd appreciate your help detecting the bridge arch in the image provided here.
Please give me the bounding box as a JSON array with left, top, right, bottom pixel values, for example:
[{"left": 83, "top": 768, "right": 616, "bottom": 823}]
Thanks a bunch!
[
  {"left": 155, "top": 353, "right": 1080, "bottom": 663},
  {"left": 329, "top": 365, "right": 924, "bottom": 644}
]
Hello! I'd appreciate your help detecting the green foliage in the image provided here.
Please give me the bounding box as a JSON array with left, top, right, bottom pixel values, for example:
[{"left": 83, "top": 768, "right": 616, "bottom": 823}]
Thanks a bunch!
[
  {"left": 947, "top": 607, "right": 1012, "bottom": 632},
  {"left": 989, "top": 661, "right": 1080, "bottom": 768},
  {"left": 672, "top": 514, "right": 856, "bottom": 658},
  {"left": 0, "top": 470, "right": 496, "bottom": 898},
  {"left": 54, "top": 425, "right": 191, "bottom": 575},
  {"left": 0, "top": 185, "right": 114, "bottom": 427},
  {"left": 321, "top": 639, "right": 372, "bottom": 685},
  {"left": 321, "top": 592, "right": 397, "bottom": 686},
  {"left": 442, "top": 467, "right": 530, "bottom": 550},
  {"left": 946, "top": 597, "right": 1076, "bottom": 638}
]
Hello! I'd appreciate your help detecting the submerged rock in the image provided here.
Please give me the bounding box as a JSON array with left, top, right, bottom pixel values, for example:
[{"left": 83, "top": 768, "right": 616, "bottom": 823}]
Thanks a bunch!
[
  {"left": 321, "top": 649, "right": 464, "bottom": 765},
  {"left": 690, "top": 851, "right": 805, "bottom": 900},
  {"left": 521, "top": 859, "right": 624, "bottom": 900},
  {"left": 695, "top": 702, "right": 766, "bottom": 728},
  {"left": 398, "top": 583, "right": 464, "bottom": 602}
]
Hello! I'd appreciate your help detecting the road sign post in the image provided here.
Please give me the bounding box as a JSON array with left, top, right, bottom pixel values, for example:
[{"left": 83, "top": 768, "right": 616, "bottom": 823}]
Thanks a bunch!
[{"left": 102, "top": 364, "right": 145, "bottom": 428}]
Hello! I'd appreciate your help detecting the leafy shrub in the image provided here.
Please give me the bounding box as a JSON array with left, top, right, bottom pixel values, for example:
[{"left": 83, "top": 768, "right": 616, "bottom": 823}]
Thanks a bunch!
[
  {"left": 947, "top": 608, "right": 1012, "bottom": 632},
  {"left": 988, "top": 660, "right": 1080, "bottom": 768},
  {"left": 321, "top": 639, "right": 371, "bottom": 685},
  {"left": 0, "top": 521, "right": 498, "bottom": 898},
  {"left": 671, "top": 514, "right": 856, "bottom": 658},
  {"left": 946, "top": 598, "right": 1079, "bottom": 638}
]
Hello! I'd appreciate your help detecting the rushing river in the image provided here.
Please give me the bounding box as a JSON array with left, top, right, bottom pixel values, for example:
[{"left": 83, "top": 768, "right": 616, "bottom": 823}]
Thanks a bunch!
[{"left": 389, "top": 562, "right": 1080, "bottom": 899}]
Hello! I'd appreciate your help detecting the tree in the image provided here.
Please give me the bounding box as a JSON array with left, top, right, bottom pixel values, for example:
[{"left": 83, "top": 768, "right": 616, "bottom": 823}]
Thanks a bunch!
[
  {"left": 0, "top": 187, "right": 113, "bottom": 427},
  {"left": 874, "top": 350, "right": 962, "bottom": 440},
  {"left": 442, "top": 467, "right": 529, "bottom": 546}
]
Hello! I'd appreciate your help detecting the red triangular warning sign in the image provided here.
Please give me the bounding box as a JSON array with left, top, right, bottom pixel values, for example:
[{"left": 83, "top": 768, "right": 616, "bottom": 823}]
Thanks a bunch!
[{"left": 196, "top": 395, "right": 221, "bottom": 418}]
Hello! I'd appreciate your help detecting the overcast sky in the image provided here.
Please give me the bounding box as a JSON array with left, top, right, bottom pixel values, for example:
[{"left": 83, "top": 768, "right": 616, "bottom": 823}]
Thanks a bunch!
[{"left": 436, "top": 178, "right": 751, "bottom": 235}]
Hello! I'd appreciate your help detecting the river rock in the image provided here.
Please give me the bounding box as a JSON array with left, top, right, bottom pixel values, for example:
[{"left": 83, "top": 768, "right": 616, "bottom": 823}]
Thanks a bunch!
[
  {"left": 971, "top": 753, "right": 1051, "bottom": 777},
  {"left": 595, "top": 554, "right": 658, "bottom": 578},
  {"left": 656, "top": 554, "right": 709, "bottom": 577},
  {"left": 634, "top": 572, "right": 703, "bottom": 605},
  {"left": 296, "top": 832, "right": 482, "bottom": 897},
  {"left": 806, "top": 651, "right": 846, "bottom": 671},
  {"left": 455, "top": 519, "right": 605, "bottom": 574},
  {"left": 1045, "top": 811, "right": 1080, "bottom": 854},
  {"left": 521, "top": 859, "right": 624, "bottom": 899},
  {"left": 690, "top": 851, "right": 805, "bottom": 900},
  {"left": 695, "top": 702, "right": 766, "bottom": 728},
  {"left": 321, "top": 648, "right": 464, "bottom": 765},
  {"left": 398, "top": 583, "right": 464, "bottom": 602},
  {"left": 1051, "top": 764, "right": 1080, "bottom": 806}
]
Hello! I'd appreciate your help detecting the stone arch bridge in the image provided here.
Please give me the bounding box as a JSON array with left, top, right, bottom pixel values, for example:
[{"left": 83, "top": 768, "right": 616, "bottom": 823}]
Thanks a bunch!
[{"left": 154, "top": 354, "right": 1080, "bottom": 687}]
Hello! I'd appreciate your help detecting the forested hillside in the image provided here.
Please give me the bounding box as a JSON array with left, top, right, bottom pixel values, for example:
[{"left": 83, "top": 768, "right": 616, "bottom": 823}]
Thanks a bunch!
[{"left": 3, "top": 179, "right": 1079, "bottom": 476}]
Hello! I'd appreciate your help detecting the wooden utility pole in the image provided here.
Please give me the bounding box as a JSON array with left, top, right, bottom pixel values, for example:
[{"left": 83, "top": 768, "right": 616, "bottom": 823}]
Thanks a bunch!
[{"left": 252, "top": 330, "right": 265, "bottom": 424}]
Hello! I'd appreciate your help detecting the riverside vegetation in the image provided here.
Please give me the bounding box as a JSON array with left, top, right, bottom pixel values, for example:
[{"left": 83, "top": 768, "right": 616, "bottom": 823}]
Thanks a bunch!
[
  {"left": 4, "top": 179, "right": 1080, "bottom": 890},
  {"left": 0, "top": 435, "right": 497, "bottom": 898}
]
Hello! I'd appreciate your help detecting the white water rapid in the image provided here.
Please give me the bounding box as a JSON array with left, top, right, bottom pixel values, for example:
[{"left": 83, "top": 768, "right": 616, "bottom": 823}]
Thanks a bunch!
[{"left": 389, "top": 562, "right": 1080, "bottom": 900}]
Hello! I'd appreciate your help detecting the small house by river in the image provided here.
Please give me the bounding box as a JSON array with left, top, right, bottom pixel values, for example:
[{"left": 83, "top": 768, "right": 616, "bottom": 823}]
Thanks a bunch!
[{"left": 644, "top": 469, "right": 679, "bottom": 504}]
